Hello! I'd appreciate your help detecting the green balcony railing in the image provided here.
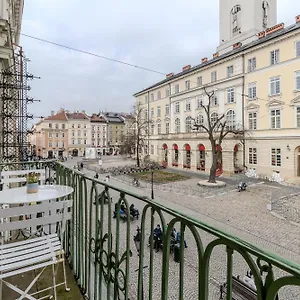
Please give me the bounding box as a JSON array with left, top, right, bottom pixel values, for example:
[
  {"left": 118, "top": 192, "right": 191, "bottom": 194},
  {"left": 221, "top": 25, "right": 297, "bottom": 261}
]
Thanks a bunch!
[{"left": 1, "top": 160, "right": 300, "bottom": 300}]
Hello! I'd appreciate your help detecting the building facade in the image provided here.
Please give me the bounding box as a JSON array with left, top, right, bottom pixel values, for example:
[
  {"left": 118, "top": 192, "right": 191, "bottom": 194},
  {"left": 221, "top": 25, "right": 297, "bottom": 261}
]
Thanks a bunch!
[
  {"left": 66, "top": 111, "right": 90, "bottom": 157},
  {"left": 33, "top": 110, "right": 69, "bottom": 158},
  {"left": 134, "top": 0, "right": 300, "bottom": 180},
  {"left": 90, "top": 113, "right": 108, "bottom": 155}
]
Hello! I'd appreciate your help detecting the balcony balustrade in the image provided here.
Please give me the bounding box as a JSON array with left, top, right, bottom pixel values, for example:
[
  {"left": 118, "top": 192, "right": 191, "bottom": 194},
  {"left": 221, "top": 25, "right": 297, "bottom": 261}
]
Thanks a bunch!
[{"left": 0, "top": 160, "right": 300, "bottom": 299}]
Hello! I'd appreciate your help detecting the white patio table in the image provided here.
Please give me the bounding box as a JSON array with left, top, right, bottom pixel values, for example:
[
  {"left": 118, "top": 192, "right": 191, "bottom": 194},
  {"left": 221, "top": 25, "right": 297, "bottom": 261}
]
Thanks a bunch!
[{"left": 0, "top": 185, "right": 73, "bottom": 204}]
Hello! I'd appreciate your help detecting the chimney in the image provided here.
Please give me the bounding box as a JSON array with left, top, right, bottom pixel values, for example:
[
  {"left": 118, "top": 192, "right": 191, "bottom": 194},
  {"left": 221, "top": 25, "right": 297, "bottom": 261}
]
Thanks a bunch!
[
  {"left": 166, "top": 72, "right": 174, "bottom": 78},
  {"left": 202, "top": 57, "right": 208, "bottom": 63},
  {"left": 233, "top": 42, "right": 242, "bottom": 49},
  {"left": 182, "top": 65, "right": 191, "bottom": 72},
  {"left": 51, "top": 111, "right": 55, "bottom": 116},
  {"left": 258, "top": 31, "right": 265, "bottom": 39},
  {"left": 213, "top": 52, "right": 219, "bottom": 59},
  {"left": 296, "top": 15, "right": 300, "bottom": 23},
  {"left": 266, "top": 23, "right": 284, "bottom": 35}
]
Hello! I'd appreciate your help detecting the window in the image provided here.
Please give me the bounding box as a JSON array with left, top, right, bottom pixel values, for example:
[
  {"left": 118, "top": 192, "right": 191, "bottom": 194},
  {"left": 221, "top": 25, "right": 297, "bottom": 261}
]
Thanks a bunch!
[
  {"left": 248, "top": 57, "right": 256, "bottom": 72},
  {"left": 48, "top": 132, "right": 52, "bottom": 138},
  {"left": 249, "top": 148, "right": 257, "bottom": 164},
  {"left": 185, "top": 80, "right": 190, "bottom": 90},
  {"left": 296, "top": 41, "right": 300, "bottom": 57},
  {"left": 55, "top": 124, "right": 59, "bottom": 129},
  {"left": 210, "top": 112, "right": 218, "bottom": 126},
  {"left": 175, "top": 102, "right": 180, "bottom": 113},
  {"left": 175, "top": 84, "right": 180, "bottom": 94},
  {"left": 151, "top": 93, "right": 154, "bottom": 102},
  {"left": 295, "top": 71, "right": 300, "bottom": 91},
  {"left": 226, "top": 110, "right": 236, "bottom": 130},
  {"left": 48, "top": 142, "right": 52, "bottom": 147},
  {"left": 271, "top": 148, "right": 281, "bottom": 166},
  {"left": 211, "top": 95, "right": 218, "bottom": 106},
  {"left": 227, "top": 88, "right": 235, "bottom": 103},
  {"left": 145, "top": 109, "right": 148, "bottom": 119},
  {"left": 62, "top": 142, "right": 65, "bottom": 147},
  {"left": 270, "top": 77, "right": 281, "bottom": 95},
  {"left": 72, "top": 140, "right": 75, "bottom": 145},
  {"left": 78, "top": 124, "right": 80, "bottom": 129},
  {"left": 248, "top": 83, "right": 257, "bottom": 99},
  {"left": 157, "top": 106, "right": 161, "bottom": 117},
  {"left": 185, "top": 100, "right": 191, "bottom": 111},
  {"left": 227, "top": 65, "right": 234, "bottom": 77},
  {"left": 49, "top": 123, "right": 52, "bottom": 128},
  {"left": 55, "top": 132, "right": 59, "bottom": 138},
  {"left": 197, "top": 76, "right": 202, "bottom": 86},
  {"left": 165, "top": 104, "right": 170, "bottom": 115},
  {"left": 185, "top": 116, "right": 193, "bottom": 132},
  {"left": 62, "top": 124, "right": 65, "bottom": 129},
  {"left": 270, "top": 49, "right": 280, "bottom": 65},
  {"left": 56, "top": 142, "right": 59, "bottom": 147},
  {"left": 92, "top": 126, "right": 95, "bottom": 131},
  {"left": 211, "top": 71, "right": 217, "bottom": 83},
  {"left": 196, "top": 95, "right": 203, "bottom": 109},
  {"left": 145, "top": 95, "right": 148, "bottom": 103},
  {"left": 175, "top": 118, "right": 180, "bottom": 133},
  {"left": 151, "top": 124, "right": 155, "bottom": 135},
  {"left": 196, "top": 114, "right": 204, "bottom": 130},
  {"left": 270, "top": 109, "right": 281, "bottom": 129},
  {"left": 166, "top": 122, "right": 170, "bottom": 134},
  {"left": 248, "top": 112, "right": 257, "bottom": 130},
  {"left": 84, "top": 125, "right": 86, "bottom": 129},
  {"left": 72, "top": 124, "right": 74, "bottom": 128},
  {"left": 84, "top": 140, "right": 87, "bottom": 145},
  {"left": 157, "top": 123, "right": 161, "bottom": 134},
  {"left": 78, "top": 131, "right": 81, "bottom": 137},
  {"left": 72, "top": 131, "right": 75, "bottom": 137},
  {"left": 151, "top": 108, "right": 154, "bottom": 118},
  {"left": 150, "top": 145, "right": 154, "bottom": 155},
  {"left": 296, "top": 107, "right": 300, "bottom": 128},
  {"left": 166, "top": 88, "right": 170, "bottom": 97},
  {"left": 78, "top": 140, "right": 81, "bottom": 144},
  {"left": 84, "top": 131, "right": 87, "bottom": 137},
  {"left": 157, "top": 91, "right": 161, "bottom": 99}
]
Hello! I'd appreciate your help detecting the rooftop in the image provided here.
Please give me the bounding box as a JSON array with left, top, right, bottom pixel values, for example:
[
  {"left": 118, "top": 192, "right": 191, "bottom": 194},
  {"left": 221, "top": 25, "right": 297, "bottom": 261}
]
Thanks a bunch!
[
  {"left": 44, "top": 110, "right": 67, "bottom": 121},
  {"left": 134, "top": 21, "right": 300, "bottom": 96}
]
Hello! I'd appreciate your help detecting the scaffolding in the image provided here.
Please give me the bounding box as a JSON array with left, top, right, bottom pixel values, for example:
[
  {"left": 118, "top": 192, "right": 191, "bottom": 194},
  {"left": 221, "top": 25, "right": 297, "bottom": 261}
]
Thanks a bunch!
[{"left": 0, "top": 48, "right": 37, "bottom": 163}]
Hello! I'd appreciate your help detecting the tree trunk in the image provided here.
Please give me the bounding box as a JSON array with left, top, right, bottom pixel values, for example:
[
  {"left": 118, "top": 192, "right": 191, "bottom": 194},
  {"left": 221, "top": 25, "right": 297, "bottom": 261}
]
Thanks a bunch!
[
  {"left": 136, "top": 138, "right": 140, "bottom": 167},
  {"left": 208, "top": 138, "right": 217, "bottom": 183}
]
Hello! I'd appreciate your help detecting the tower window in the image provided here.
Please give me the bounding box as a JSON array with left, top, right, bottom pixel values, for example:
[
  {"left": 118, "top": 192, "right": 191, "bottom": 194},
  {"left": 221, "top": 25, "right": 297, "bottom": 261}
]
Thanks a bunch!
[{"left": 231, "top": 5, "right": 241, "bottom": 36}]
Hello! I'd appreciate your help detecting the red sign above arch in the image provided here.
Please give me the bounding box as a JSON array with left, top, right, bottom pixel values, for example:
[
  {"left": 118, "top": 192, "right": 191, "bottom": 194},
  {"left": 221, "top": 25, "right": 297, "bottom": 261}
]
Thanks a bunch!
[
  {"left": 173, "top": 144, "right": 178, "bottom": 150},
  {"left": 163, "top": 144, "right": 168, "bottom": 149},
  {"left": 198, "top": 144, "right": 205, "bottom": 151},
  {"left": 185, "top": 144, "right": 191, "bottom": 151}
]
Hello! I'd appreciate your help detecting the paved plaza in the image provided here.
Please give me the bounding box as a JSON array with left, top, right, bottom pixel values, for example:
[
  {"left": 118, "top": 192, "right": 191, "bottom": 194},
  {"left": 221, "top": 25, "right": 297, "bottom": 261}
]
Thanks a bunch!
[{"left": 64, "top": 157, "right": 300, "bottom": 299}]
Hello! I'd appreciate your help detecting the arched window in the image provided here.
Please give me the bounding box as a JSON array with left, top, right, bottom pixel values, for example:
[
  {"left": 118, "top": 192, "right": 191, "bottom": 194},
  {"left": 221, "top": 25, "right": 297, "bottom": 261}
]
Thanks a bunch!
[
  {"left": 185, "top": 116, "right": 193, "bottom": 132},
  {"left": 196, "top": 114, "right": 204, "bottom": 130},
  {"left": 226, "top": 110, "right": 236, "bottom": 130},
  {"left": 210, "top": 112, "right": 218, "bottom": 126},
  {"left": 175, "top": 118, "right": 181, "bottom": 133}
]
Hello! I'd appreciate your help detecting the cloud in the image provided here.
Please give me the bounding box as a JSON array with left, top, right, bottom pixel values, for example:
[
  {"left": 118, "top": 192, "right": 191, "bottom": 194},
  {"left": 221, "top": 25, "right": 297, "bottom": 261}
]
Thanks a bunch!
[{"left": 21, "top": 0, "right": 299, "bottom": 122}]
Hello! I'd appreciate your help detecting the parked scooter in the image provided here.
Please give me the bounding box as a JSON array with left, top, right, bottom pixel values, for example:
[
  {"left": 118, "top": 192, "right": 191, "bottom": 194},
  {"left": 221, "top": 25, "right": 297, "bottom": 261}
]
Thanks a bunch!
[{"left": 238, "top": 182, "right": 247, "bottom": 192}]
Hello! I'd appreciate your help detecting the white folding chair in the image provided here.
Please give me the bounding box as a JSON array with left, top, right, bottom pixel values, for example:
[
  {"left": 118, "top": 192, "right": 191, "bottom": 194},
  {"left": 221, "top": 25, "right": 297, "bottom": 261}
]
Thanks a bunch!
[
  {"left": 0, "top": 198, "right": 73, "bottom": 300},
  {"left": 0, "top": 169, "right": 46, "bottom": 190}
]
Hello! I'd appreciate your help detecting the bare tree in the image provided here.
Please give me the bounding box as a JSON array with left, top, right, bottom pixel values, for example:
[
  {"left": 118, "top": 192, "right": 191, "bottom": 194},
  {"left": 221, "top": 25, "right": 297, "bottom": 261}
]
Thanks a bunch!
[
  {"left": 127, "top": 102, "right": 150, "bottom": 167},
  {"left": 193, "top": 88, "right": 246, "bottom": 183},
  {"left": 120, "top": 133, "right": 136, "bottom": 156}
]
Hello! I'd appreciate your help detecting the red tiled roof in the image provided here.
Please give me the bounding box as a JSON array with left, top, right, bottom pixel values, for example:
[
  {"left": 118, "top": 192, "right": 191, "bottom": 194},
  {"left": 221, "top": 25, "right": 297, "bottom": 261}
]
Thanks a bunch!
[
  {"left": 45, "top": 111, "right": 67, "bottom": 121},
  {"left": 66, "top": 112, "right": 89, "bottom": 120},
  {"left": 90, "top": 114, "right": 107, "bottom": 122}
]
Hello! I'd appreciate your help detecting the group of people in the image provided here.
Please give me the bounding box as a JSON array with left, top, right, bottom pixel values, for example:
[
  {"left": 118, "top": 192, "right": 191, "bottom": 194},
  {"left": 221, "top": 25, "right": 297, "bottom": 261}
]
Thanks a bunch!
[
  {"left": 148, "top": 224, "right": 188, "bottom": 253},
  {"left": 113, "top": 201, "right": 139, "bottom": 220}
]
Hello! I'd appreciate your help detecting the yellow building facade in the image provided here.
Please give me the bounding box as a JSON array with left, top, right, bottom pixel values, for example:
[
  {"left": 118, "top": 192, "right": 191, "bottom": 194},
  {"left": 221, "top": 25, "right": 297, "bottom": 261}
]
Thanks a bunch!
[{"left": 134, "top": 2, "right": 300, "bottom": 180}]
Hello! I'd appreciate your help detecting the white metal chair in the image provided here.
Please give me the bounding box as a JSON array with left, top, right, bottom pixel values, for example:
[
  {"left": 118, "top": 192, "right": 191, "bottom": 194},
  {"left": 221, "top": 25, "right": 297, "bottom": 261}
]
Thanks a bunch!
[
  {"left": 0, "top": 169, "right": 46, "bottom": 190},
  {"left": 0, "top": 198, "right": 73, "bottom": 300}
]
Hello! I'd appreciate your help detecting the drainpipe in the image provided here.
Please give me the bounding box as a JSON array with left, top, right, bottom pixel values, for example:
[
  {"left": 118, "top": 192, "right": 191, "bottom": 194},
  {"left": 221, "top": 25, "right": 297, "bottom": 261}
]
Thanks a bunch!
[{"left": 242, "top": 53, "right": 246, "bottom": 168}]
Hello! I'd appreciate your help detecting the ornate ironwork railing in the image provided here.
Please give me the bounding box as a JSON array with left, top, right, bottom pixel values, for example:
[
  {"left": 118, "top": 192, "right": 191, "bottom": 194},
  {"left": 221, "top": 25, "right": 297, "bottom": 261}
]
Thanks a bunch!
[{"left": 1, "top": 160, "right": 300, "bottom": 300}]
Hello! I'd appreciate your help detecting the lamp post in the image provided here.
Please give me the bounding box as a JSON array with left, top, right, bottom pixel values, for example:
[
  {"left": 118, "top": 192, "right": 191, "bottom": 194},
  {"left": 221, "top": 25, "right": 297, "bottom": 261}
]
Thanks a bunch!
[{"left": 151, "top": 166, "right": 154, "bottom": 200}]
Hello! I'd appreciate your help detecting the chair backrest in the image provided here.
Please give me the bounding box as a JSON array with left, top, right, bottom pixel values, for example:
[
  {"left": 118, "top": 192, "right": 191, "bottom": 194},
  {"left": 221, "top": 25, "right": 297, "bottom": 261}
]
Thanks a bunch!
[
  {"left": 0, "top": 199, "right": 73, "bottom": 236},
  {"left": 0, "top": 169, "right": 46, "bottom": 190}
]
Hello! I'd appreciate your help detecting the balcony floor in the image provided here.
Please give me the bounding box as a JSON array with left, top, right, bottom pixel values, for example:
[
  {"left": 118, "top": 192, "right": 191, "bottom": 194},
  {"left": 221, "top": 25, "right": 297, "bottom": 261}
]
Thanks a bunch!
[{"left": 3, "top": 261, "right": 84, "bottom": 300}]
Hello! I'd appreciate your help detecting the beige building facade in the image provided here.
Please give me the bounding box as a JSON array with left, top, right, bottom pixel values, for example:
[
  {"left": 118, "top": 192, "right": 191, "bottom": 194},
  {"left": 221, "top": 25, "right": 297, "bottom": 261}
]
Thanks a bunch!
[{"left": 134, "top": 0, "right": 300, "bottom": 180}]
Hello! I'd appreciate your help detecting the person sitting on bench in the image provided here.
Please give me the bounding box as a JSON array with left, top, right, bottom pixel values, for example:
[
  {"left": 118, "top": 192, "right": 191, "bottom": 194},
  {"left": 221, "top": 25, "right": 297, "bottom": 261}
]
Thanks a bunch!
[{"left": 153, "top": 224, "right": 163, "bottom": 253}]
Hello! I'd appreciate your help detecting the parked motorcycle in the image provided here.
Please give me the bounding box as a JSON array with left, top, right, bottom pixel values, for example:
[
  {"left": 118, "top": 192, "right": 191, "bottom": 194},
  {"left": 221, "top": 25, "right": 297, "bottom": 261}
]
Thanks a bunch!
[{"left": 238, "top": 182, "right": 247, "bottom": 192}]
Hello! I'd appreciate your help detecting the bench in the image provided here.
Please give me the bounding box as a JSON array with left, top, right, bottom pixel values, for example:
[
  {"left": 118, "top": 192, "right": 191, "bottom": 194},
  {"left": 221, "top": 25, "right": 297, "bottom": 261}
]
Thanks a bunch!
[
  {"left": 0, "top": 198, "right": 72, "bottom": 300},
  {"left": 221, "top": 276, "right": 257, "bottom": 300}
]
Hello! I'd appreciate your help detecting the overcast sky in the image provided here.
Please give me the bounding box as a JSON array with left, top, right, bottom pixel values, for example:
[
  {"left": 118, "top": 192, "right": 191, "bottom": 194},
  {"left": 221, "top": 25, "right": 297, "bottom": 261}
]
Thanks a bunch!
[{"left": 21, "top": 0, "right": 297, "bottom": 121}]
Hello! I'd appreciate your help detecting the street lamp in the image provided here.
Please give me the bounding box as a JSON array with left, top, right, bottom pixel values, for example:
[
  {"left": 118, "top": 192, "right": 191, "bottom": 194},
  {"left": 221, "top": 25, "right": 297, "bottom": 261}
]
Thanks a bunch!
[{"left": 151, "top": 166, "right": 154, "bottom": 200}]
